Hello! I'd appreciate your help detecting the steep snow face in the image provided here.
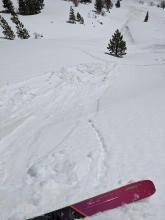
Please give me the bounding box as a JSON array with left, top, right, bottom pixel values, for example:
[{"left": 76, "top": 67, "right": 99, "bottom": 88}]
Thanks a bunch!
[{"left": 0, "top": 0, "right": 165, "bottom": 220}]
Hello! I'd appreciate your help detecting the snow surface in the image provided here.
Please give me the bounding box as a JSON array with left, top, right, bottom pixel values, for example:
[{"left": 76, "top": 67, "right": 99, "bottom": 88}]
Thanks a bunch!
[{"left": 0, "top": 0, "right": 165, "bottom": 219}]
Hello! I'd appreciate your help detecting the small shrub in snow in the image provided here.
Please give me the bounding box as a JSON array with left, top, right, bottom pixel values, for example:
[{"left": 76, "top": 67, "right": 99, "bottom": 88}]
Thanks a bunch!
[
  {"left": 107, "top": 29, "right": 127, "bottom": 57},
  {"left": 115, "top": 0, "right": 120, "bottom": 8},
  {"left": 76, "top": 12, "right": 82, "bottom": 22},
  {"left": 76, "top": 12, "right": 84, "bottom": 24},
  {"left": 144, "top": 11, "right": 149, "bottom": 22},
  {"left": 0, "top": 15, "right": 15, "bottom": 39},
  {"left": 33, "top": 32, "right": 43, "bottom": 39}
]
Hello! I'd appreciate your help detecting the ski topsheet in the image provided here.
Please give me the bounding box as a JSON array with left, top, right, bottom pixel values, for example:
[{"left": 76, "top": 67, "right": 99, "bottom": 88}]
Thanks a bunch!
[{"left": 27, "top": 180, "right": 156, "bottom": 220}]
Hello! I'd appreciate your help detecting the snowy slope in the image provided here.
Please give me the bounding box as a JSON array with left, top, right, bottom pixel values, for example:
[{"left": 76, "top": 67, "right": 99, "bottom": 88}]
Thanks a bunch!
[{"left": 0, "top": 0, "right": 165, "bottom": 220}]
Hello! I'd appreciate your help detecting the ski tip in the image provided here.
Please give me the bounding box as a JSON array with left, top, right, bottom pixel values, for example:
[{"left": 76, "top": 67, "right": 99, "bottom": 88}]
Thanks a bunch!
[
  {"left": 135, "top": 179, "right": 156, "bottom": 197},
  {"left": 144, "top": 179, "right": 156, "bottom": 194},
  {"left": 122, "top": 179, "right": 156, "bottom": 193},
  {"left": 124, "top": 179, "right": 156, "bottom": 199}
]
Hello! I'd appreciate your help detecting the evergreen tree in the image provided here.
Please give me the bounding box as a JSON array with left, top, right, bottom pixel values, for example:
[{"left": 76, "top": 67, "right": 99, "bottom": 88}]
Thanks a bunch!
[
  {"left": 107, "top": 29, "right": 127, "bottom": 57},
  {"left": 160, "top": 1, "right": 165, "bottom": 9},
  {"left": 0, "top": 15, "right": 15, "bottom": 39},
  {"left": 18, "top": 0, "right": 44, "bottom": 15},
  {"left": 18, "top": 0, "right": 28, "bottom": 15},
  {"left": 68, "top": 6, "right": 76, "bottom": 23},
  {"left": 2, "top": 0, "right": 15, "bottom": 14},
  {"left": 104, "top": 0, "right": 113, "bottom": 12},
  {"left": 33, "top": 0, "right": 42, "bottom": 13},
  {"left": 77, "top": 12, "right": 81, "bottom": 22},
  {"left": 144, "top": 11, "right": 149, "bottom": 22},
  {"left": 95, "top": 0, "right": 104, "bottom": 13},
  {"left": 11, "top": 13, "right": 30, "bottom": 39},
  {"left": 28, "top": 0, "right": 40, "bottom": 15},
  {"left": 115, "top": 0, "right": 120, "bottom": 8}
]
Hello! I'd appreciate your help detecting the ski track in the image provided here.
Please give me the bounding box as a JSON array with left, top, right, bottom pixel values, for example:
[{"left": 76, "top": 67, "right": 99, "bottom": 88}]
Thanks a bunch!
[
  {"left": 0, "top": 62, "right": 117, "bottom": 220},
  {"left": 26, "top": 120, "right": 80, "bottom": 171},
  {"left": 88, "top": 119, "right": 109, "bottom": 185}
]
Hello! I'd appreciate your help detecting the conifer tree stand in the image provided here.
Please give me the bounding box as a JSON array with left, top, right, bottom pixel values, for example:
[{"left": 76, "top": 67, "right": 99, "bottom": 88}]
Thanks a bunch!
[{"left": 107, "top": 29, "right": 127, "bottom": 57}]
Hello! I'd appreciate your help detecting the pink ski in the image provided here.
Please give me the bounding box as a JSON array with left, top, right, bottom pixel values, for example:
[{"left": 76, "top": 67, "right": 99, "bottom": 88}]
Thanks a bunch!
[
  {"left": 27, "top": 180, "right": 156, "bottom": 220},
  {"left": 71, "top": 180, "right": 156, "bottom": 217}
]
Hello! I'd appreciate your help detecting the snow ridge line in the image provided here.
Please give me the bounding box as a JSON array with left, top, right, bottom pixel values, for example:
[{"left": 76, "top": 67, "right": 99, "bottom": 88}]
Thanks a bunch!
[{"left": 88, "top": 119, "right": 109, "bottom": 182}]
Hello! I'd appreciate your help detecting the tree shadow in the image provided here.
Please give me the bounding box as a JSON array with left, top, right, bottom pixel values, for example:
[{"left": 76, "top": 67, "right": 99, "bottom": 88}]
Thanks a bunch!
[
  {"left": 0, "top": 9, "right": 11, "bottom": 14},
  {"left": 0, "top": 10, "right": 19, "bottom": 15},
  {"left": 0, "top": 36, "right": 13, "bottom": 40},
  {"left": 104, "top": 52, "right": 123, "bottom": 58}
]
